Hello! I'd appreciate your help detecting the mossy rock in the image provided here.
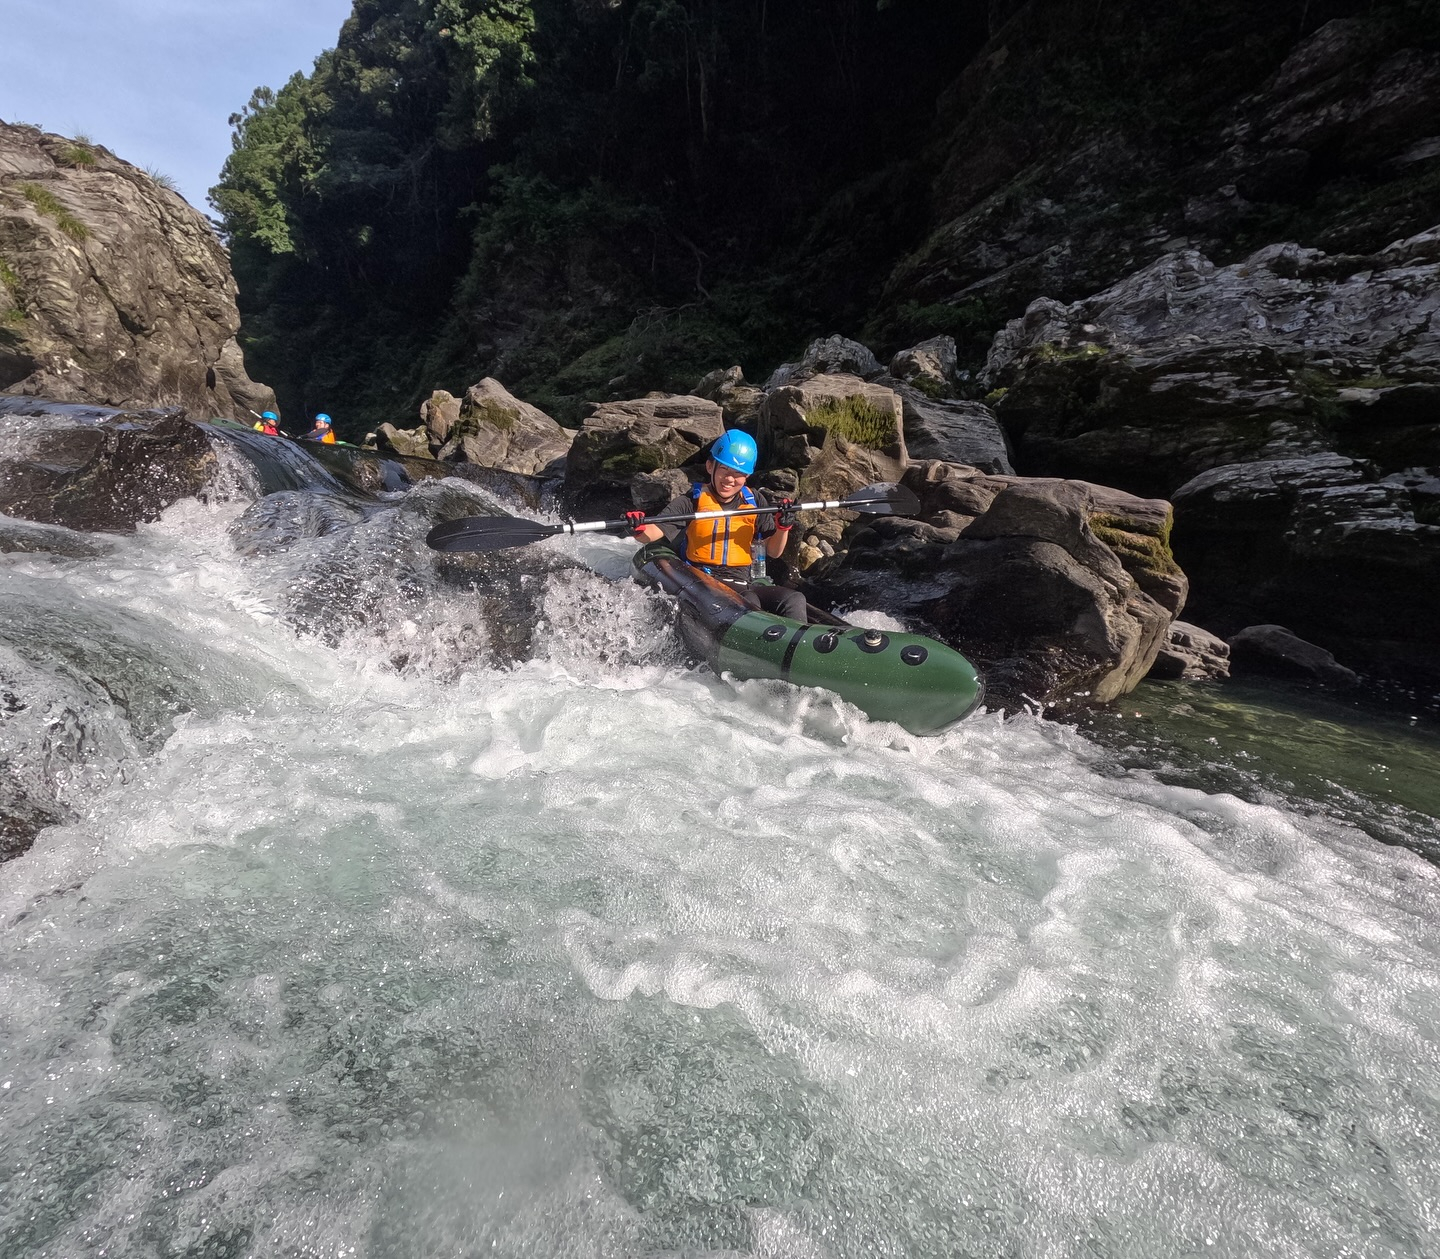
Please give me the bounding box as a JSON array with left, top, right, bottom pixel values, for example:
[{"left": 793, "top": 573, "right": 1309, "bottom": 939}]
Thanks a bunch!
[
  {"left": 802, "top": 395, "right": 895, "bottom": 450},
  {"left": 1089, "top": 510, "right": 1182, "bottom": 579}
]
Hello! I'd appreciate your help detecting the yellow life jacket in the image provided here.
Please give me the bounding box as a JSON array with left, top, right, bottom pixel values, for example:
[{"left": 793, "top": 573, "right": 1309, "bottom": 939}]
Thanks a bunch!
[{"left": 683, "top": 483, "right": 760, "bottom": 569}]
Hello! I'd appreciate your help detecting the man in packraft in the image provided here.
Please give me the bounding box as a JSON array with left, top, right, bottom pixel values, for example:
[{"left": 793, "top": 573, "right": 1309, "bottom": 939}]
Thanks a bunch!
[{"left": 628, "top": 429, "right": 807, "bottom": 621}]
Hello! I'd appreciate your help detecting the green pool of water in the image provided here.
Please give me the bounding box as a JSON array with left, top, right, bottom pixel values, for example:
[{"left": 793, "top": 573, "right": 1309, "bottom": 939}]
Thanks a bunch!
[{"left": 1084, "top": 678, "right": 1440, "bottom": 860}]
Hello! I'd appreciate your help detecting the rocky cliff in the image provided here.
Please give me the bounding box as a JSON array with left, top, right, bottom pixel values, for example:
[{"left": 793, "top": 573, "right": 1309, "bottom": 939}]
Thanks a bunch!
[{"left": 0, "top": 121, "right": 273, "bottom": 417}]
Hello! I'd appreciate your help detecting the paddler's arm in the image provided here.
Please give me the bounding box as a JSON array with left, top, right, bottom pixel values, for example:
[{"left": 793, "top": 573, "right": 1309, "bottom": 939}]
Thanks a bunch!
[{"left": 632, "top": 495, "right": 692, "bottom": 545}]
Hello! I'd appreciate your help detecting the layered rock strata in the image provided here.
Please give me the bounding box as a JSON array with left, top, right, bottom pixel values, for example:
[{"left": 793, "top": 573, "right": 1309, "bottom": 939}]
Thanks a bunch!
[{"left": 0, "top": 122, "right": 272, "bottom": 417}]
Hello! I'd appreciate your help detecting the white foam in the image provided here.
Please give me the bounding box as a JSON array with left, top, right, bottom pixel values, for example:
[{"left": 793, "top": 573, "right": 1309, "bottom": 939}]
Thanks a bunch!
[{"left": 2, "top": 490, "right": 1439, "bottom": 1256}]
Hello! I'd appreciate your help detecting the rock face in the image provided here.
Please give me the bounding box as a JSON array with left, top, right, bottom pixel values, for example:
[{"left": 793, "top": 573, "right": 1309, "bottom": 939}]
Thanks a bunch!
[
  {"left": 880, "top": 10, "right": 1440, "bottom": 344},
  {"left": 693, "top": 366, "right": 764, "bottom": 428},
  {"left": 879, "top": 379, "right": 1013, "bottom": 473},
  {"left": 0, "top": 122, "right": 272, "bottom": 417},
  {"left": 981, "top": 227, "right": 1440, "bottom": 498},
  {"left": 819, "top": 464, "right": 1186, "bottom": 710},
  {"left": 1148, "top": 621, "right": 1231, "bottom": 682},
  {"left": 0, "top": 395, "right": 217, "bottom": 532},
  {"left": 763, "top": 335, "right": 885, "bottom": 390},
  {"left": 1227, "top": 625, "right": 1360, "bottom": 687},
  {"left": 563, "top": 394, "right": 723, "bottom": 515},
  {"left": 889, "top": 335, "right": 961, "bottom": 396},
  {"left": 1171, "top": 453, "right": 1440, "bottom": 690}
]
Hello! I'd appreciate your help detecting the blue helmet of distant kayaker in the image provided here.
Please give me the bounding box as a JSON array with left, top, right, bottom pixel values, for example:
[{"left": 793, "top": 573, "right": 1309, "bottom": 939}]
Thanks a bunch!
[
  {"left": 315, "top": 414, "right": 331, "bottom": 426},
  {"left": 709, "top": 429, "right": 757, "bottom": 476},
  {"left": 261, "top": 410, "right": 278, "bottom": 421}
]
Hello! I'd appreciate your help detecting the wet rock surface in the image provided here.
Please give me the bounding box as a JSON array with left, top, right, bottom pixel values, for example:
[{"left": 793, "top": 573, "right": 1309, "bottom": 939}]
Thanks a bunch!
[
  {"left": 0, "top": 395, "right": 217, "bottom": 532},
  {"left": 0, "top": 122, "right": 272, "bottom": 416}
]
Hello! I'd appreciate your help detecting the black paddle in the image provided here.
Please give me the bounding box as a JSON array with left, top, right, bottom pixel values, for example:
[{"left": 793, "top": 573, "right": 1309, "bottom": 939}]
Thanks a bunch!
[{"left": 426, "top": 482, "right": 921, "bottom": 554}]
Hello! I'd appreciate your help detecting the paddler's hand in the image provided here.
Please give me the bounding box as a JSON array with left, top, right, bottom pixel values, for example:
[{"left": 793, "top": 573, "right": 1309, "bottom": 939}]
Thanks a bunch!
[
  {"left": 624, "top": 510, "right": 649, "bottom": 538},
  {"left": 774, "top": 498, "right": 799, "bottom": 530}
]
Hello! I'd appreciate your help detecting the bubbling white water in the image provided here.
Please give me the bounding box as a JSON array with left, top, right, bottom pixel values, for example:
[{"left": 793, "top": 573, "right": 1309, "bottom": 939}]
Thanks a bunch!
[{"left": 2, "top": 496, "right": 1440, "bottom": 1258}]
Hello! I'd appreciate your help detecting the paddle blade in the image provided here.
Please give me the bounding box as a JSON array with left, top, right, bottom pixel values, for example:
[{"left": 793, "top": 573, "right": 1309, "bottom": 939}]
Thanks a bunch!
[
  {"left": 841, "top": 482, "right": 921, "bottom": 516},
  {"left": 425, "top": 515, "right": 562, "bottom": 553}
]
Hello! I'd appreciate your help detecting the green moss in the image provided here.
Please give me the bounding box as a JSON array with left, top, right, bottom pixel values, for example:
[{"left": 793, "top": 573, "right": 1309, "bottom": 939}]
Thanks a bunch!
[
  {"left": 1337, "top": 374, "right": 1402, "bottom": 390},
  {"left": 58, "top": 143, "right": 95, "bottom": 168},
  {"left": 908, "top": 375, "right": 946, "bottom": 400},
  {"left": 0, "top": 257, "right": 20, "bottom": 294},
  {"left": 1291, "top": 366, "right": 1345, "bottom": 425},
  {"left": 1031, "top": 341, "right": 1110, "bottom": 365},
  {"left": 19, "top": 182, "right": 88, "bottom": 241},
  {"left": 983, "top": 387, "right": 1008, "bottom": 406},
  {"left": 465, "top": 400, "right": 517, "bottom": 431},
  {"left": 1090, "top": 511, "right": 1182, "bottom": 577},
  {"left": 802, "top": 394, "right": 896, "bottom": 449},
  {"left": 598, "top": 443, "right": 668, "bottom": 479}
]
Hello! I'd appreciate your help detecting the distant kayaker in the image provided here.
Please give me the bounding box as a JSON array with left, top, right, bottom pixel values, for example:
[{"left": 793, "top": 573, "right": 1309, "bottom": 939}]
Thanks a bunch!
[
  {"left": 302, "top": 413, "right": 336, "bottom": 444},
  {"left": 630, "top": 429, "right": 806, "bottom": 620},
  {"left": 253, "top": 410, "right": 280, "bottom": 436}
]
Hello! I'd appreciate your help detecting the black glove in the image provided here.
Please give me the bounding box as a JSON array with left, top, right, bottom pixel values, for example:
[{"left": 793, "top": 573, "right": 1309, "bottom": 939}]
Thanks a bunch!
[
  {"left": 774, "top": 498, "right": 799, "bottom": 530},
  {"left": 624, "top": 510, "right": 648, "bottom": 535}
]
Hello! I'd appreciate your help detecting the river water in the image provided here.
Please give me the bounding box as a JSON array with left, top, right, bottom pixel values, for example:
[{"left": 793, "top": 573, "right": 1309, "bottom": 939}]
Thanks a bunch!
[{"left": 3, "top": 440, "right": 1440, "bottom": 1258}]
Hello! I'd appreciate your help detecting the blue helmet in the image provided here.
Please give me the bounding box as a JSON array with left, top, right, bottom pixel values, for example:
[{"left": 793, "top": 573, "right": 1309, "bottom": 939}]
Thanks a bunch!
[
  {"left": 709, "top": 429, "right": 757, "bottom": 475},
  {"left": 314, "top": 413, "right": 332, "bottom": 426},
  {"left": 261, "top": 410, "right": 278, "bottom": 421}
]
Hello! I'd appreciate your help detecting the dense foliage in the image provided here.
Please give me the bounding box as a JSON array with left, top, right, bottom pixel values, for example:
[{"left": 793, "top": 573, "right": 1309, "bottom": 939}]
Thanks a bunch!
[
  {"left": 213, "top": 0, "right": 991, "bottom": 428},
  {"left": 214, "top": 0, "right": 1440, "bottom": 433}
]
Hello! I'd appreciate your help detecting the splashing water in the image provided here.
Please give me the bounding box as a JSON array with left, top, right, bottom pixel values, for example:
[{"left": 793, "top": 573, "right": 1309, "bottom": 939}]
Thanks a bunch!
[{"left": 2, "top": 480, "right": 1440, "bottom": 1259}]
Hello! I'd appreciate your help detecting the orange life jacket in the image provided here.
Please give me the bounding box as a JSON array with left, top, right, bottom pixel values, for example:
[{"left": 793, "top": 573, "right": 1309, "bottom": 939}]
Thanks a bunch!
[
  {"left": 320, "top": 430, "right": 335, "bottom": 444},
  {"left": 683, "top": 483, "right": 760, "bottom": 569}
]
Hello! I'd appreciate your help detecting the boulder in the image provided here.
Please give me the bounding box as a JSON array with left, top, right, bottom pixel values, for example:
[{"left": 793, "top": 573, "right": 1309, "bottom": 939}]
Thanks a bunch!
[
  {"left": 763, "top": 335, "right": 885, "bottom": 390},
  {"left": 420, "top": 389, "right": 462, "bottom": 446},
  {"left": 0, "top": 395, "right": 216, "bottom": 532},
  {"left": 1147, "top": 621, "right": 1231, "bottom": 681},
  {"left": 1227, "top": 625, "right": 1359, "bottom": 687},
  {"left": 0, "top": 122, "right": 272, "bottom": 418},
  {"left": 693, "top": 366, "right": 764, "bottom": 428},
  {"left": 437, "top": 378, "right": 572, "bottom": 477},
  {"left": 980, "top": 228, "right": 1440, "bottom": 497},
  {"left": 563, "top": 393, "right": 723, "bottom": 515},
  {"left": 889, "top": 335, "right": 961, "bottom": 396},
  {"left": 816, "top": 470, "right": 1186, "bottom": 711},
  {"left": 375, "top": 423, "right": 434, "bottom": 460},
  {"left": 1172, "top": 454, "right": 1440, "bottom": 690},
  {"left": 878, "top": 377, "right": 1013, "bottom": 473},
  {"left": 630, "top": 467, "right": 693, "bottom": 514},
  {"left": 758, "top": 374, "right": 906, "bottom": 558}
]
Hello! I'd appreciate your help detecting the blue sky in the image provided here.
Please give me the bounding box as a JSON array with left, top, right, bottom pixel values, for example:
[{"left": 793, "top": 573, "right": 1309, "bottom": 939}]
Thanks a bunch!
[{"left": 0, "top": 0, "right": 355, "bottom": 209}]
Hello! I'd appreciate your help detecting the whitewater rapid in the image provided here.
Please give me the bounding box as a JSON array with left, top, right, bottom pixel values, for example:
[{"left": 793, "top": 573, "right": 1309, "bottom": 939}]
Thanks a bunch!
[{"left": 3, "top": 488, "right": 1440, "bottom": 1258}]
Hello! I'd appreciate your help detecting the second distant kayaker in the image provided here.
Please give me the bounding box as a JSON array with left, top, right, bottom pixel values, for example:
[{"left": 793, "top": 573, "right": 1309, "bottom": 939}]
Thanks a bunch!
[
  {"left": 302, "top": 413, "right": 336, "bottom": 444},
  {"left": 630, "top": 429, "right": 807, "bottom": 621},
  {"left": 253, "top": 410, "right": 280, "bottom": 436}
]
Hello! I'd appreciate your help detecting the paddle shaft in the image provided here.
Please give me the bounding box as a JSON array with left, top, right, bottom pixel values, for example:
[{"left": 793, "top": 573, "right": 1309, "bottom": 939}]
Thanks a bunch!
[{"left": 566, "top": 496, "right": 884, "bottom": 536}]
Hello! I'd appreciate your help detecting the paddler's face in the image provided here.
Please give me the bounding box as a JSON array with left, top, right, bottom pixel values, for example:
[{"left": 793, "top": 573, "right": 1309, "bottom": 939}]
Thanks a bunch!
[{"left": 706, "top": 459, "right": 748, "bottom": 498}]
